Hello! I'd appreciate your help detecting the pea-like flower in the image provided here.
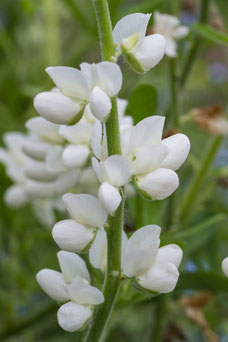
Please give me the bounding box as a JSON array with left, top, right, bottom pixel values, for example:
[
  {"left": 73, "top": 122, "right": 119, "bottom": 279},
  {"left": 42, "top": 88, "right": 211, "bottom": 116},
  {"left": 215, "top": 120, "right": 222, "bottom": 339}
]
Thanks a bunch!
[
  {"left": 153, "top": 11, "right": 189, "bottom": 57},
  {"left": 36, "top": 251, "right": 104, "bottom": 332},
  {"left": 34, "top": 62, "right": 122, "bottom": 124},
  {"left": 52, "top": 193, "right": 108, "bottom": 252}
]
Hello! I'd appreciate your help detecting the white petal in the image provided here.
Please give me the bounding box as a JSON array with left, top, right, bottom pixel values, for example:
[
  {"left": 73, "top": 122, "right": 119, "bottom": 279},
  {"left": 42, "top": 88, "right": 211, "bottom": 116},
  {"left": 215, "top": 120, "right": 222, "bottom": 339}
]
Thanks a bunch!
[
  {"left": 130, "top": 144, "right": 169, "bottom": 175},
  {"left": 117, "top": 98, "right": 128, "bottom": 117},
  {"left": 25, "top": 180, "right": 56, "bottom": 198},
  {"left": 45, "top": 145, "right": 65, "bottom": 172},
  {"left": 67, "top": 278, "right": 104, "bottom": 305},
  {"left": 4, "top": 185, "right": 28, "bottom": 208},
  {"left": 95, "top": 62, "right": 122, "bottom": 97},
  {"left": 34, "top": 91, "right": 83, "bottom": 125},
  {"left": 22, "top": 138, "right": 51, "bottom": 161},
  {"left": 98, "top": 182, "right": 121, "bottom": 214},
  {"left": 25, "top": 117, "right": 63, "bottom": 144},
  {"left": 46, "top": 66, "right": 90, "bottom": 99},
  {"left": 36, "top": 269, "right": 68, "bottom": 302},
  {"left": 133, "top": 34, "right": 166, "bottom": 71},
  {"left": 33, "top": 199, "right": 55, "bottom": 227},
  {"left": 136, "top": 168, "right": 179, "bottom": 200},
  {"left": 0, "top": 148, "right": 11, "bottom": 166},
  {"left": 63, "top": 193, "right": 108, "bottom": 227},
  {"left": 222, "top": 257, "right": 228, "bottom": 277},
  {"left": 59, "top": 121, "right": 92, "bottom": 145},
  {"left": 89, "top": 227, "right": 107, "bottom": 272},
  {"left": 138, "top": 262, "right": 179, "bottom": 293},
  {"left": 91, "top": 121, "right": 108, "bottom": 160},
  {"left": 57, "top": 301, "right": 92, "bottom": 332},
  {"left": 156, "top": 244, "right": 183, "bottom": 268},
  {"left": 113, "top": 13, "right": 151, "bottom": 47},
  {"left": 165, "top": 38, "right": 177, "bottom": 57},
  {"left": 57, "top": 250, "right": 90, "bottom": 283},
  {"left": 161, "top": 133, "right": 190, "bottom": 171},
  {"left": 25, "top": 160, "right": 59, "bottom": 182},
  {"left": 103, "top": 155, "right": 131, "bottom": 186},
  {"left": 154, "top": 12, "right": 180, "bottom": 33},
  {"left": 89, "top": 87, "right": 111, "bottom": 121},
  {"left": 62, "top": 144, "right": 90, "bottom": 169},
  {"left": 92, "top": 157, "right": 102, "bottom": 183},
  {"left": 124, "top": 183, "right": 136, "bottom": 198},
  {"left": 52, "top": 219, "right": 95, "bottom": 252},
  {"left": 123, "top": 225, "right": 161, "bottom": 277},
  {"left": 55, "top": 170, "right": 80, "bottom": 195},
  {"left": 172, "top": 26, "right": 189, "bottom": 39}
]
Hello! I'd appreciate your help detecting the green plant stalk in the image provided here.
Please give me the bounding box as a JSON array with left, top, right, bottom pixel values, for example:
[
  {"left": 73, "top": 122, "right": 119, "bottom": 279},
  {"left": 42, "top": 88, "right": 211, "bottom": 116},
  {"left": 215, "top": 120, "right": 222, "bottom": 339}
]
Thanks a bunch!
[
  {"left": 150, "top": 295, "right": 167, "bottom": 342},
  {"left": 180, "top": 0, "right": 211, "bottom": 87},
  {"left": 180, "top": 136, "right": 223, "bottom": 222},
  {"left": 83, "top": 1, "right": 123, "bottom": 341},
  {"left": 169, "top": 58, "right": 179, "bottom": 128}
]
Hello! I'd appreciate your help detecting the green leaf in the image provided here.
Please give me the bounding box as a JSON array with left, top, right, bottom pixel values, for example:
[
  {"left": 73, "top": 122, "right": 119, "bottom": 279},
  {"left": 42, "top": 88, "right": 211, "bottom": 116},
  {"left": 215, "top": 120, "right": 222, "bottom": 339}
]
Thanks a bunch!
[
  {"left": 176, "top": 272, "right": 228, "bottom": 293},
  {"left": 126, "top": 84, "right": 158, "bottom": 124},
  {"left": 192, "top": 22, "right": 228, "bottom": 46}
]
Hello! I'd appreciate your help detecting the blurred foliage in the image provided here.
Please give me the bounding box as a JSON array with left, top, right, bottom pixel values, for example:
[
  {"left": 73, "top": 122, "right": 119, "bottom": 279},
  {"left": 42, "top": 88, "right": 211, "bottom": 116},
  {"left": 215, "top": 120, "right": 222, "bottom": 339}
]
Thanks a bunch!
[{"left": 0, "top": 0, "right": 228, "bottom": 341}]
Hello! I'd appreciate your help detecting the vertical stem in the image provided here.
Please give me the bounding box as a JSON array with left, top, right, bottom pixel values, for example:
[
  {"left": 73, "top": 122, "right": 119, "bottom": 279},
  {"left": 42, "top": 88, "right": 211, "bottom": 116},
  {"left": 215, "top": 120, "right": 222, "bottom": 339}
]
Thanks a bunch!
[
  {"left": 84, "top": 1, "right": 123, "bottom": 341},
  {"left": 180, "top": 0, "right": 210, "bottom": 87},
  {"left": 150, "top": 295, "right": 167, "bottom": 342},
  {"left": 169, "top": 58, "right": 179, "bottom": 128},
  {"left": 180, "top": 136, "right": 222, "bottom": 223}
]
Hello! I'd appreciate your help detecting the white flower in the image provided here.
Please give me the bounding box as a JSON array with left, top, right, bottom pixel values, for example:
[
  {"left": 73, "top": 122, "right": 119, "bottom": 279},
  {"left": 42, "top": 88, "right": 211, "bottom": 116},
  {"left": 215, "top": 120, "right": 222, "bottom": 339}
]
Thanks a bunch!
[
  {"left": 36, "top": 251, "right": 104, "bottom": 332},
  {"left": 52, "top": 193, "right": 108, "bottom": 252},
  {"left": 153, "top": 12, "right": 189, "bottom": 57},
  {"left": 92, "top": 155, "right": 131, "bottom": 214},
  {"left": 121, "top": 116, "right": 190, "bottom": 200},
  {"left": 89, "top": 227, "right": 128, "bottom": 272},
  {"left": 25, "top": 117, "right": 64, "bottom": 144},
  {"left": 34, "top": 62, "right": 122, "bottom": 124},
  {"left": 222, "top": 257, "right": 228, "bottom": 277},
  {"left": 4, "top": 185, "right": 28, "bottom": 209},
  {"left": 122, "top": 225, "right": 183, "bottom": 293},
  {"left": 113, "top": 13, "right": 166, "bottom": 72},
  {"left": 89, "top": 86, "right": 112, "bottom": 122},
  {"left": 62, "top": 144, "right": 90, "bottom": 170}
]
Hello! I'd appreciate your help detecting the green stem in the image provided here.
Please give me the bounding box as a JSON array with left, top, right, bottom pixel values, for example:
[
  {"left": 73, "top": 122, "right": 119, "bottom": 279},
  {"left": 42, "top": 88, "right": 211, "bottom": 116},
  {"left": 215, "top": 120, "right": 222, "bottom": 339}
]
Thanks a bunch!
[
  {"left": 169, "top": 58, "right": 179, "bottom": 128},
  {"left": 180, "top": 136, "right": 222, "bottom": 222},
  {"left": 179, "top": 0, "right": 210, "bottom": 87},
  {"left": 150, "top": 295, "right": 167, "bottom": 341},
  {"left": 84, "top": 1, "right": 123, "bottom": 341},
  {"left": 92, "top": 0, "right": 116, "bottom": 62}
]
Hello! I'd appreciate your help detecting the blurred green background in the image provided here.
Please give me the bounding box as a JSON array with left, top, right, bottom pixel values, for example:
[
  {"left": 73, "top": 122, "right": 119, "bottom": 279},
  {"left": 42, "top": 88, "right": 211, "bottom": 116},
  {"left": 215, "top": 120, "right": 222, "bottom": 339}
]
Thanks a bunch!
[{"left": 0, "top": 0, "right": 228, "bottom": 341}]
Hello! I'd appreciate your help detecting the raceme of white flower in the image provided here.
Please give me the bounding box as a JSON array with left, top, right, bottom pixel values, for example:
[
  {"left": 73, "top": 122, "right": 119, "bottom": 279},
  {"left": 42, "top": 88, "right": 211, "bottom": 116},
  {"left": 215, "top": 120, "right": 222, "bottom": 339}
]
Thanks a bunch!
[
  {"left": 89, "top": 225, "right": 182, "bottom": 294},
  {"left": 36, "top": 251, "right": 104, "bottom": 332},
  {"left": 153, "top": 11, "right": 189, "bottom": 57},
  {"left": 113, "top": 13, "right": 166, "bottom": 73},
  {"left": 52, "top": 193, "right": 108, "bottom": 252},
  {"left": 222, "top": 257, "right": 228, "bottom": 277},
  {"left": 34, "top": 62, "right": 122, "bottom": 124}
]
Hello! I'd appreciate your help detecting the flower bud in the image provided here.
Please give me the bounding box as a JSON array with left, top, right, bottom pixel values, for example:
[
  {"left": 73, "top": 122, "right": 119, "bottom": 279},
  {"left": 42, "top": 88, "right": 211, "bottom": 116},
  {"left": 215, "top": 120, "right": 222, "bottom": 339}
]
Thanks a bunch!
[
  {"left": 89, "top": 86, "right": 111, "bottom": 122},
  {"left": 98, "top": 182, "right": 121, "bottom": 215}
]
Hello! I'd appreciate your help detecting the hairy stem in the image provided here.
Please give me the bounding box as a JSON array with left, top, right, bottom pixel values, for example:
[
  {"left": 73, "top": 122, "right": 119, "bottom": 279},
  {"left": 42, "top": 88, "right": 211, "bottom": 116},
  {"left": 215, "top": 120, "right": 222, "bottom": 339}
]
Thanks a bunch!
[
  {"left": 84, "top": 1, "right": 123, "bottom": 341},
  {"left": 180, "top": 0, "right": 211, "bottom": 87},
  {"left": 169, "top": 58, "right": 179, "bottom": 128},
  {"left": 180, "top": 136, "right": 222, "bottom": 222}
]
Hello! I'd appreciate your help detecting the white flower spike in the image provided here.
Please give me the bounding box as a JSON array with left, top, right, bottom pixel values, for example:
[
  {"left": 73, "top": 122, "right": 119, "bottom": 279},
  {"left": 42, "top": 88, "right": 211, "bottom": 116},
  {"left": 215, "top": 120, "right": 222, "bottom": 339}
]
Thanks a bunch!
[
  {"left": 113, "top": 13, "right": 166, "bottom": 73},
  {"left": 153, "top": 12, "right": 189, "bottom": 57},
  {"left": 36, "top": 251, "right": 104, "bottom": 332}
]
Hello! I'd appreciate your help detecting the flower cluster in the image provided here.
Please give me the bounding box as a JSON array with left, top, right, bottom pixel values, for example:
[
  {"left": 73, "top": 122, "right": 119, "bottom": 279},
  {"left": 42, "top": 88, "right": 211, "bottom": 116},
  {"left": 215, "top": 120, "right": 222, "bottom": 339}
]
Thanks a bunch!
[{"left": 1, "top": 11, "right": 192, "bottom": 333}]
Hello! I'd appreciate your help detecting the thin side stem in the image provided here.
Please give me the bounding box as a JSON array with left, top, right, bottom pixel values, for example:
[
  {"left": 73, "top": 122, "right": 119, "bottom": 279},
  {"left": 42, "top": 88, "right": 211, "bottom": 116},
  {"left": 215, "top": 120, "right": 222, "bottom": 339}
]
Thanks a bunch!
[
  {"left": 180, "top": 0, "right": 210, "bottom": 88},
  {"left": 180, "top": 136, "right": 222, "bottom": 222},
  {"left": 169, "top": 58, "right": 179, "bottom": 128}
]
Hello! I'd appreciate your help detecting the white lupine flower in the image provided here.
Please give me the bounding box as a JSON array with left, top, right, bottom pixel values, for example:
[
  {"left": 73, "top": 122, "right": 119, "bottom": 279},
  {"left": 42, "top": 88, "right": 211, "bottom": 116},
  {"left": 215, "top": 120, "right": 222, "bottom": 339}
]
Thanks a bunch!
[
  {"left": 113, "top": 13, "right": 166, "bottom": 72},
  {"left": 122, "top": 225, "right": 183, "bottom": 293},
  {"left": 153, "top": 12, "right": 189, "bottom": 57},
  {"left": 92, "top": 155, "right": 131, "bottom": 214},
  {"left": 34, "top": 62, "right": 122, "bottom": 124},
  {"left": 36, "top": 251, "right": 104, "bottom": 332},
  {"left": 52, "top": 193, "right": 108, "bottom": 252},
  {"left": 89, "top": 227, "right": 128, "bottom": 272},
  {"left": 4, "top": 185, "right": 28, "bottom": 208},
  {"left": 62, "top": 144, "right": 90, "bottom": 169},
  {"left": 25, "top": 117, "right": 64, "bottom": 144},
  {"left": 22, "top": 137, "right": 52, "bottom": 161},
  {"left": 222, "top": 257, "right": 228, "bottom": 277},
  {"left": 121, "top": 116, "right": 190, "bottom": 200}
]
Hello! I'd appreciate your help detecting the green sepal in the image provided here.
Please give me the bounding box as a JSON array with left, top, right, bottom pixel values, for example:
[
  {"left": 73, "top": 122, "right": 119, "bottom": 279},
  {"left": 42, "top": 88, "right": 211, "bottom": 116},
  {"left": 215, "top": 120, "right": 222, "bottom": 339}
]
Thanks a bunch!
[
  {"left": 134, "top": 177, "right": 153, "bottom": 200},
  {"left": 68, "top": 104, "right": 86, "bottom": 126},
  {"left": 131, "top": 279, "right": 159, "bottom": 299}
]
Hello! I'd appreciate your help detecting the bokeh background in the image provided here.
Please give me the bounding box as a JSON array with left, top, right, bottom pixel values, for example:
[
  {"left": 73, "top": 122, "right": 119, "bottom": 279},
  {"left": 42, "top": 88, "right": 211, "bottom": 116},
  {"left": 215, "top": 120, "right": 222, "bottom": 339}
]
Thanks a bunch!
[{"left": 0, "top": 0, "right": 228, "bottom": 341}]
